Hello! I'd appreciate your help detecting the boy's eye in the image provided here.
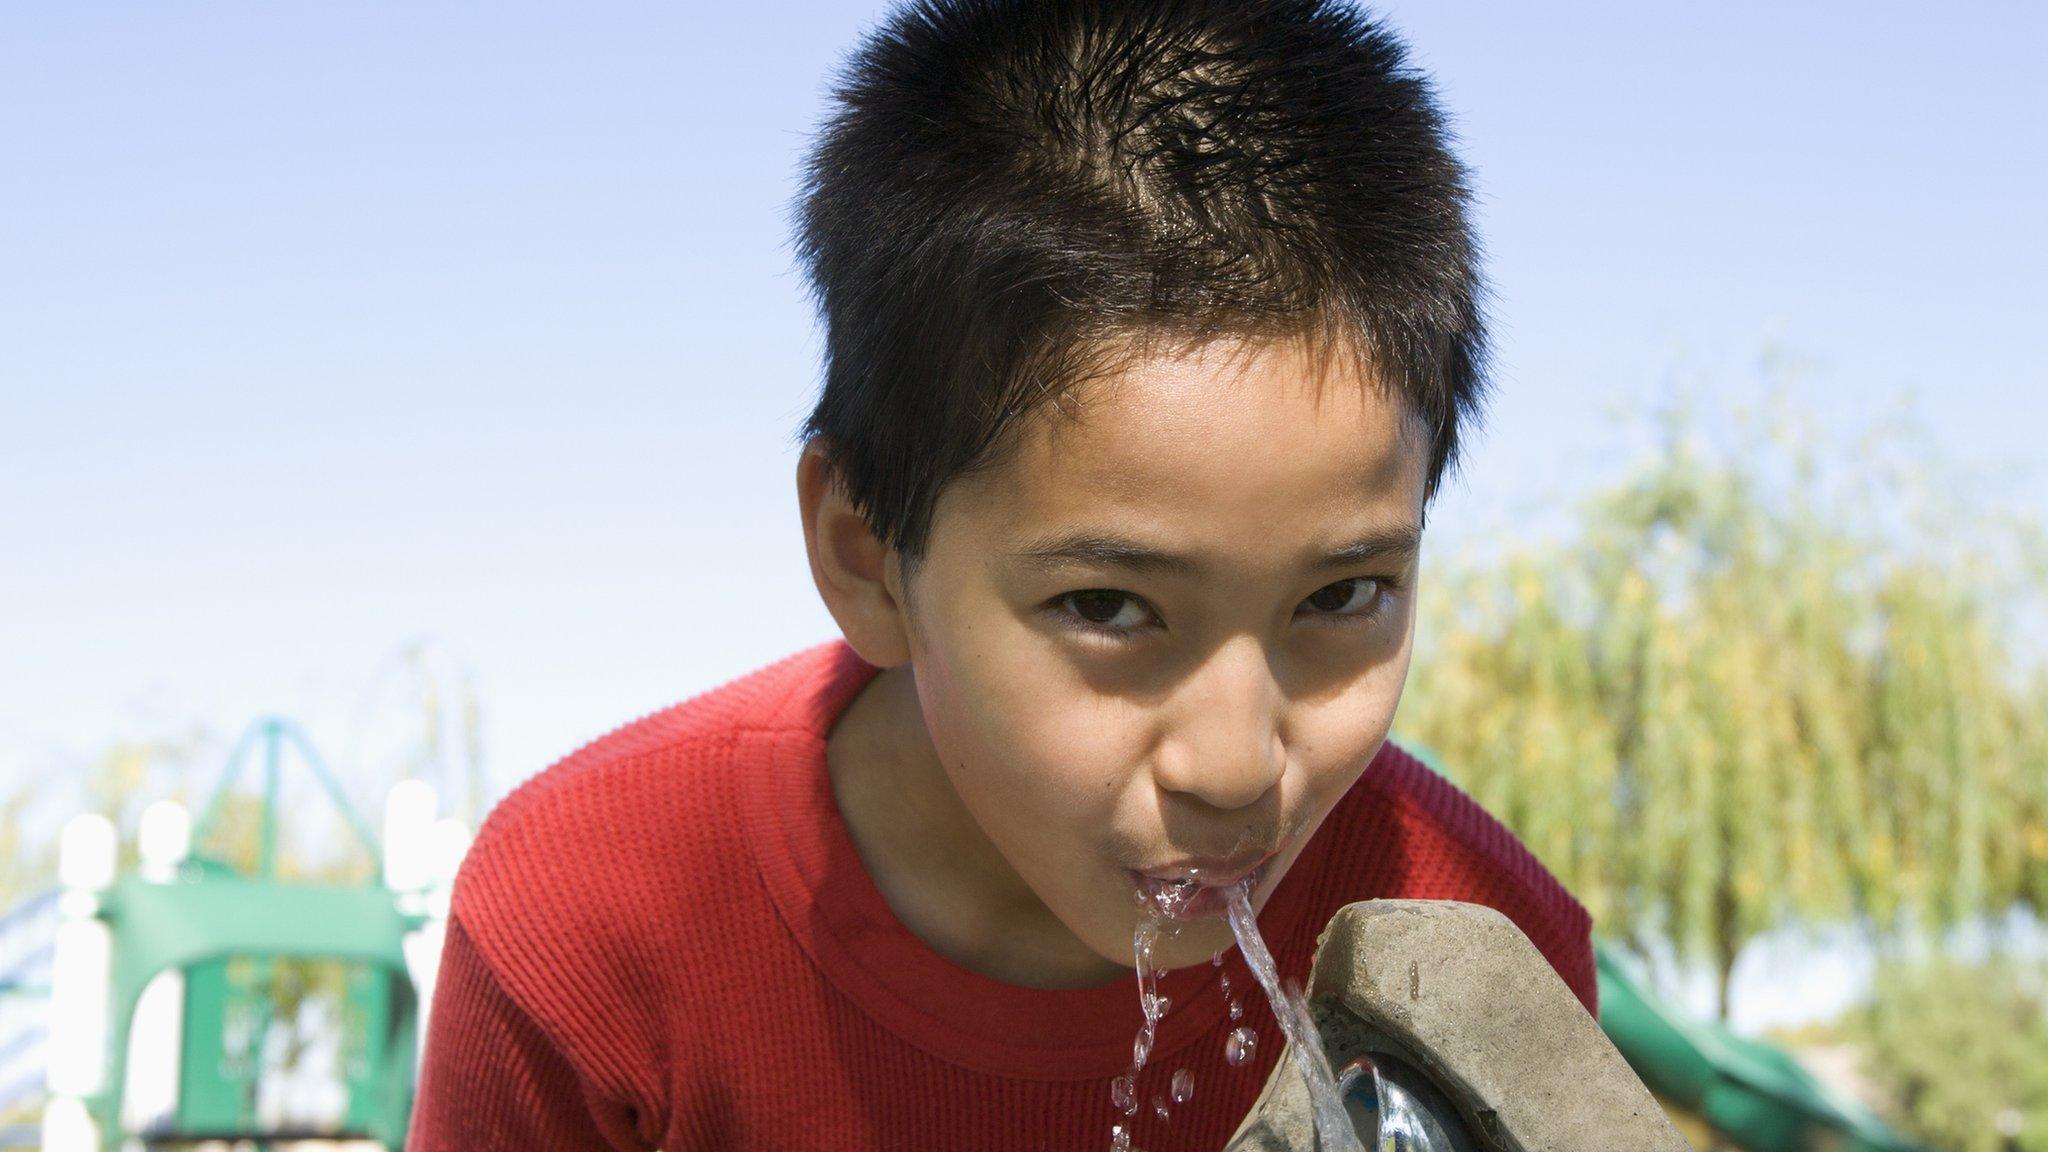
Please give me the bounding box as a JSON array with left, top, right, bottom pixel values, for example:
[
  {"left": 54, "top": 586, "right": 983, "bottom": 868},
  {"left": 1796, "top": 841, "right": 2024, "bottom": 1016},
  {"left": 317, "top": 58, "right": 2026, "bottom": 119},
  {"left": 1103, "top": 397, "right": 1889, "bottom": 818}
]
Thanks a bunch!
[
  {"left": 1300, "top": 577, "right": 1383, "bottom": 617},
  {"left": 1059, "top": 589, "right": 1155, "bottom": 632}
]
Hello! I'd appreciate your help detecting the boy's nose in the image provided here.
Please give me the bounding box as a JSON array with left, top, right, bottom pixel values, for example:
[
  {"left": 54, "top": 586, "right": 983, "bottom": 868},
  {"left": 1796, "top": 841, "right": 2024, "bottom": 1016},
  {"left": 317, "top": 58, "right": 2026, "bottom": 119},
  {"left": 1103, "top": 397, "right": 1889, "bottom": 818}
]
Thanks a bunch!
[{"left": 1151, "top": 637, "right": 1288, "bottom": 812}]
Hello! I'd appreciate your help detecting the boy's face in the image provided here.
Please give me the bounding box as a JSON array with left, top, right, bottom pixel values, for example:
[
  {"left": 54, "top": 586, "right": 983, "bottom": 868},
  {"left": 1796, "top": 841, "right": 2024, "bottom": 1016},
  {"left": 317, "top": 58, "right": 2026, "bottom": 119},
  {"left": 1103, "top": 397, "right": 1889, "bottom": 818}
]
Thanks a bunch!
[{"left": 877, "top": 329, "right": 1429, "bottom": 978}]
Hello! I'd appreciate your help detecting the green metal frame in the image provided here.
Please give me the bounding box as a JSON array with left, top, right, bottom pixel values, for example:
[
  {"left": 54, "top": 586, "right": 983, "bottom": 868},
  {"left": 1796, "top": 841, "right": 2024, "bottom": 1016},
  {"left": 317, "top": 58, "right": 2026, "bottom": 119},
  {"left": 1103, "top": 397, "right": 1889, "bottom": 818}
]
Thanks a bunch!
[
  {"left": 1596, "top": 947, "right": 1924, "bottom": 1152},
  {"left": 92, "top": 875, "right": 422, "bottom": 1146},
  {"left": 75, "top": 717, "right": 428, "bottom": 1150}
]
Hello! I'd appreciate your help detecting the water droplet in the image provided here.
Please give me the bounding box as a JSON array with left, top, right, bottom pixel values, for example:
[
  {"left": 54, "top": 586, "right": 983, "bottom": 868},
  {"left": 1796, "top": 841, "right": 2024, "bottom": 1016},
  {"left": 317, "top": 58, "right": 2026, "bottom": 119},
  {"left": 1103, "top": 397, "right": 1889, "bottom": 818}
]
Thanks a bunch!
[
  {"left": 1211, "top": 949, "right": 1225, "bottom": 966},
  {"left": 1225, "top": 1026, "right": 1257, "bottom": 1066},
  {"left": 1110, "top": 1122, "right": 1131, "bottom": 1152},
  {"left": 1142, "top": 991, "right": 1171, "bottom": 1021},
  {"left": 1219, "top": 972, "right": 1231, "bottom": 997},
  {"left": 1152, "top": 1094, "right": 1171, "bottom": 1120},
  {"left": 1228, "top": 997, "right": 1243, "bottom": 1020},
  {"left": 1111, "top": 1074, "right": 1137, "bottom": 1115},
  {"left": 1171, "top": 1068, "right": 1194, "bottom": 1104},
  {"left": 1133, "top": 1030, "right": 1153, "bottom": 1068}
]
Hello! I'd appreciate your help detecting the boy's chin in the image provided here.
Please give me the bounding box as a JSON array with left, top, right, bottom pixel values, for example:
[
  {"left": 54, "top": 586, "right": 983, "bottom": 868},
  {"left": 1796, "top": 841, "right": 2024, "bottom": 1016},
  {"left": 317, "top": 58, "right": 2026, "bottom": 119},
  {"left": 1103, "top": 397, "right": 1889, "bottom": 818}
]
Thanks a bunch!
[
  {"left": 1079, "top": 906, "right": 1242, "bottom": 974},
  {"left": 1143, "top": 919, "right": 1240, "bottom": 971}
]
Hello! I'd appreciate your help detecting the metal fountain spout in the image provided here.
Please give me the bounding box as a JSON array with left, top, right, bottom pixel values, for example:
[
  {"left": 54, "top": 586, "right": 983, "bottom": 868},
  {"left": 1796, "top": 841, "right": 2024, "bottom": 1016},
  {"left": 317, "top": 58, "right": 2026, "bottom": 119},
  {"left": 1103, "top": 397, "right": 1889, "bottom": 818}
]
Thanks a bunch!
[{"left": 1224, "top": 900, "right": 1691, "bottom": 1152}]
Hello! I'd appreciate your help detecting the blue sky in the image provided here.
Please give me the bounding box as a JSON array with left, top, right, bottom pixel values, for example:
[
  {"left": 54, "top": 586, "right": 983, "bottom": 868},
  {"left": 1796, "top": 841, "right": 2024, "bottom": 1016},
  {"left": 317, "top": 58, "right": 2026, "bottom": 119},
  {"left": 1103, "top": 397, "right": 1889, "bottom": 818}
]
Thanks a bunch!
[{"left": 2, "top": 1, "right": 2042, "bottom": 866}]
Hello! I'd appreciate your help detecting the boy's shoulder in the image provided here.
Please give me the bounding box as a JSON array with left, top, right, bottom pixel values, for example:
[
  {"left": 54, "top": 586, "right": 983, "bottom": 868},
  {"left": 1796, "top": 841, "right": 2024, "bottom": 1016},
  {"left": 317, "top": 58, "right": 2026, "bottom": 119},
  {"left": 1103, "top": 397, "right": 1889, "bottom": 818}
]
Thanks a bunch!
[
  {"left": 443, "top": 640, "right": 855, "bottom": 1033},
  {"left": 1342, "top": 739, "right": 1598, "bottom": 1011},
  {"left": 1363, "top": 741, "right": 1589, "bottom": 920},
  {"left": 461, "top": 638, "right": 857, "bottom": 878}
]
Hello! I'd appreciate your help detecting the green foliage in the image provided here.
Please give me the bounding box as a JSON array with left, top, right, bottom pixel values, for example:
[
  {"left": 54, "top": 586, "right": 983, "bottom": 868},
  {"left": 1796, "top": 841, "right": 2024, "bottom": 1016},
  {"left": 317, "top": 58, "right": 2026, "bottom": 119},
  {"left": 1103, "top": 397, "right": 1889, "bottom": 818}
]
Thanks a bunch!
[
  {"left": 1396, "top": 389, "right": 2048, "bottom": 1018},
  {"left": 1837, "top": 953, "right": 2048, "bottom": 1152}
]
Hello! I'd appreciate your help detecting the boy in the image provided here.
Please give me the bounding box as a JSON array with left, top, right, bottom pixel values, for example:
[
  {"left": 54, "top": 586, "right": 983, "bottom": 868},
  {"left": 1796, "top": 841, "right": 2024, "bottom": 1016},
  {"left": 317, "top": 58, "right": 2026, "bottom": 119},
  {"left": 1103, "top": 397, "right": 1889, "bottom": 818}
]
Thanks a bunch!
[{"left": 409, "top": 1, "right": 1597, "bottom": 1149}]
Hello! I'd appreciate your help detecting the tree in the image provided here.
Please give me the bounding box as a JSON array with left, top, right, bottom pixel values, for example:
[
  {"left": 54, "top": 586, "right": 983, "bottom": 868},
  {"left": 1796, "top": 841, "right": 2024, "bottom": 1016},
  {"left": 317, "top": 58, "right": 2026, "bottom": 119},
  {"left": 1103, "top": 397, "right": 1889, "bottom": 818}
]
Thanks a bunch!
[
  {"left": 1837, "top": 952, "right": 2048, "bottom": 1152},
  {"left": 1395, "top": 387, "right": 2048, "bottom": 1020}
]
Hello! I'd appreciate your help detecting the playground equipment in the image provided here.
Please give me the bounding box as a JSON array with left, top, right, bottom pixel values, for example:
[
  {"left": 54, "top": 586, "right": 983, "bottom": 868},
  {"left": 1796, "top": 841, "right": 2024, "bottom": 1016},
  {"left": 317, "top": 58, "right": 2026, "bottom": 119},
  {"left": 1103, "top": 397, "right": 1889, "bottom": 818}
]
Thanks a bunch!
[
  {"left": 0, "top": 891, "right": 60, "bottom": 1148},
  {"left": 1596, "top": 947, "right": 1925, "bottom": 1152},
  {"left": 37, "top": 717, "right": 466, "bottom": 1152}
]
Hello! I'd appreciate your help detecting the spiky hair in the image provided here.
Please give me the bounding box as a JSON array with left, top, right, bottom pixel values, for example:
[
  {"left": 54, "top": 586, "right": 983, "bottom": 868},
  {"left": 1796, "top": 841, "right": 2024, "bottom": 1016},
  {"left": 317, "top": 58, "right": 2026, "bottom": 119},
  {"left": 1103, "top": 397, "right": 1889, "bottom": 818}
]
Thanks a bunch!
[{"left": 794, "top": 0, "right": 1490, "bottom": 562}]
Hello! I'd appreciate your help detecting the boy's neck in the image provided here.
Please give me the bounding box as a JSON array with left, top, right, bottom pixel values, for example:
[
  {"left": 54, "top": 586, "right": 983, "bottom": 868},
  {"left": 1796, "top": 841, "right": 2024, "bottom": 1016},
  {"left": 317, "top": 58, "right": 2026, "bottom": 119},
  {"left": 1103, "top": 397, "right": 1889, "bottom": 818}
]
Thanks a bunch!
[{"left": 825, "top": 661, "right": 1129, "bottom": 990}]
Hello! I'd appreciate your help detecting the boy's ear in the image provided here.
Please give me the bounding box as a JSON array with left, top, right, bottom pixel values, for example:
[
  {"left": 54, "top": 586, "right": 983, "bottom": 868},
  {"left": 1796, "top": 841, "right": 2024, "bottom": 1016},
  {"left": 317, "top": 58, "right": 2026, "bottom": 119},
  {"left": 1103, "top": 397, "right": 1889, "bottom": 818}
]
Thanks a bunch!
[{"left": 797, "top": 440, "right": 914, "bottom": 668}]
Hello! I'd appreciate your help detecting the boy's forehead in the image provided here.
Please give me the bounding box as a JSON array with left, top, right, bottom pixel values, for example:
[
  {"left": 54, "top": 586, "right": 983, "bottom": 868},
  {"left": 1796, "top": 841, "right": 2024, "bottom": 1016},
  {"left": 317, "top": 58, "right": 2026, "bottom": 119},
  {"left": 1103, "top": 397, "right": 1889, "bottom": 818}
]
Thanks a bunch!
[{"left": 946, "top": 332, "right": 1429, "bottom": 545}]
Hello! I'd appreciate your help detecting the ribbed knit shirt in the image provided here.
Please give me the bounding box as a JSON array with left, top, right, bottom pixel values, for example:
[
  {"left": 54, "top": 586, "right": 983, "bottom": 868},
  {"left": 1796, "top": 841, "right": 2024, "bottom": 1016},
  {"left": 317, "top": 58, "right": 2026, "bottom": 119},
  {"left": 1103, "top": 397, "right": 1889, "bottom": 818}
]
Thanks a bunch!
[{"left": 407, "top": 638, "right": 1597, "bottom": 1151}]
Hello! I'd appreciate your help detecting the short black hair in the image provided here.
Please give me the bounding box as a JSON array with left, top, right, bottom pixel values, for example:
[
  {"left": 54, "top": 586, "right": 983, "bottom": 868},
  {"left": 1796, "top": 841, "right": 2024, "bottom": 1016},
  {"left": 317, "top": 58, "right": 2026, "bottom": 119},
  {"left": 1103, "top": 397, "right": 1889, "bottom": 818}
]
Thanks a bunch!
[{"left": 794, "top": 0, "right": 1490, "bottom": 567}]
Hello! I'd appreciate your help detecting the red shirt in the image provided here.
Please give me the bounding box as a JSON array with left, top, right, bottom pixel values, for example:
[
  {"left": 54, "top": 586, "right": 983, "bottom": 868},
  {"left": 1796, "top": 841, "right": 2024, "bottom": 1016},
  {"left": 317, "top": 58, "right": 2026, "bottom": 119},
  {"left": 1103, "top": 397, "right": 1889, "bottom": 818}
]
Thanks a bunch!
[{"left": 409, "top": 639, "right": 1596, "bottom": 1151}]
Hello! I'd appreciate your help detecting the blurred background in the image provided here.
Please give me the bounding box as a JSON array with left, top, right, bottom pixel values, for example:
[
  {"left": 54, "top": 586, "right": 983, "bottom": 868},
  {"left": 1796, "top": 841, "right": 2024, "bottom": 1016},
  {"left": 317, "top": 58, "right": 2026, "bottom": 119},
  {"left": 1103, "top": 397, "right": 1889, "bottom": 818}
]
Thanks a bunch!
[{"left": 2, "top": 2, "right": 2042, "bottom": 1149}]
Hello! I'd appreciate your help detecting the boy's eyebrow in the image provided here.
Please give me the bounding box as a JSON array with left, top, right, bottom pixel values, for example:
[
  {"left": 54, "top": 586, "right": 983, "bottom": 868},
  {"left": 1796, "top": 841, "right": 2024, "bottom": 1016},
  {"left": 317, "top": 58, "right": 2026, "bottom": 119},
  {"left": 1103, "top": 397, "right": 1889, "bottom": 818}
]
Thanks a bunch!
[
  {"left": 1009, "top": 523, "right": 1422, "bottom": 576},
  {"left": 1010, "top": 534, "right": 1200, "bottom": 576},
  {"left": 1316, "top": 523, "right": 1424, "bottom": 569}
]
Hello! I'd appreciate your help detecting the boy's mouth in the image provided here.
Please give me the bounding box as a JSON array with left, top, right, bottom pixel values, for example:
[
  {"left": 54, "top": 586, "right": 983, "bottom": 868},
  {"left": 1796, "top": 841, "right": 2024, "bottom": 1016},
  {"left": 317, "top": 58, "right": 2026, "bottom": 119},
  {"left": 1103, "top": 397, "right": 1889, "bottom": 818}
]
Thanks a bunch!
[{"left": 1126, "top": 852, "right": 1276, "bottom": 920}]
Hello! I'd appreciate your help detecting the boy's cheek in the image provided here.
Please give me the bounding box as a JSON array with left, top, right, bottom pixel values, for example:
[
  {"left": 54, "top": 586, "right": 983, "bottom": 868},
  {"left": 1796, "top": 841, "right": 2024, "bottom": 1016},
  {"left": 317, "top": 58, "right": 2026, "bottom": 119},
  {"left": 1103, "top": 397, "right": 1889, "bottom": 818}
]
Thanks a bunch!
[
  {"left": 948, "top": 707, "right": 1138, "bottom": 830},
  {"left": 924, "top": 639, "right": 1150, "bottom": 794},
  {"left": 1292, "top": 698, "right": 1403, "bottom": 821}
]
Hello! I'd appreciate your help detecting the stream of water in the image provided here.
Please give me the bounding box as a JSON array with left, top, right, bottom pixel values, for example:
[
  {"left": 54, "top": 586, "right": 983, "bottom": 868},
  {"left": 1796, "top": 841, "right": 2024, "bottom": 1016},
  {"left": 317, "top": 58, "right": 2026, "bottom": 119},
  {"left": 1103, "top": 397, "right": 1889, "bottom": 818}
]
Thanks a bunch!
[
  {"left": 1224, "top": 879, "right": 1363, "bottom": 1152},
  {"left": 1112, "top": 874, "right": 1364, "bottom": 1152}
]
